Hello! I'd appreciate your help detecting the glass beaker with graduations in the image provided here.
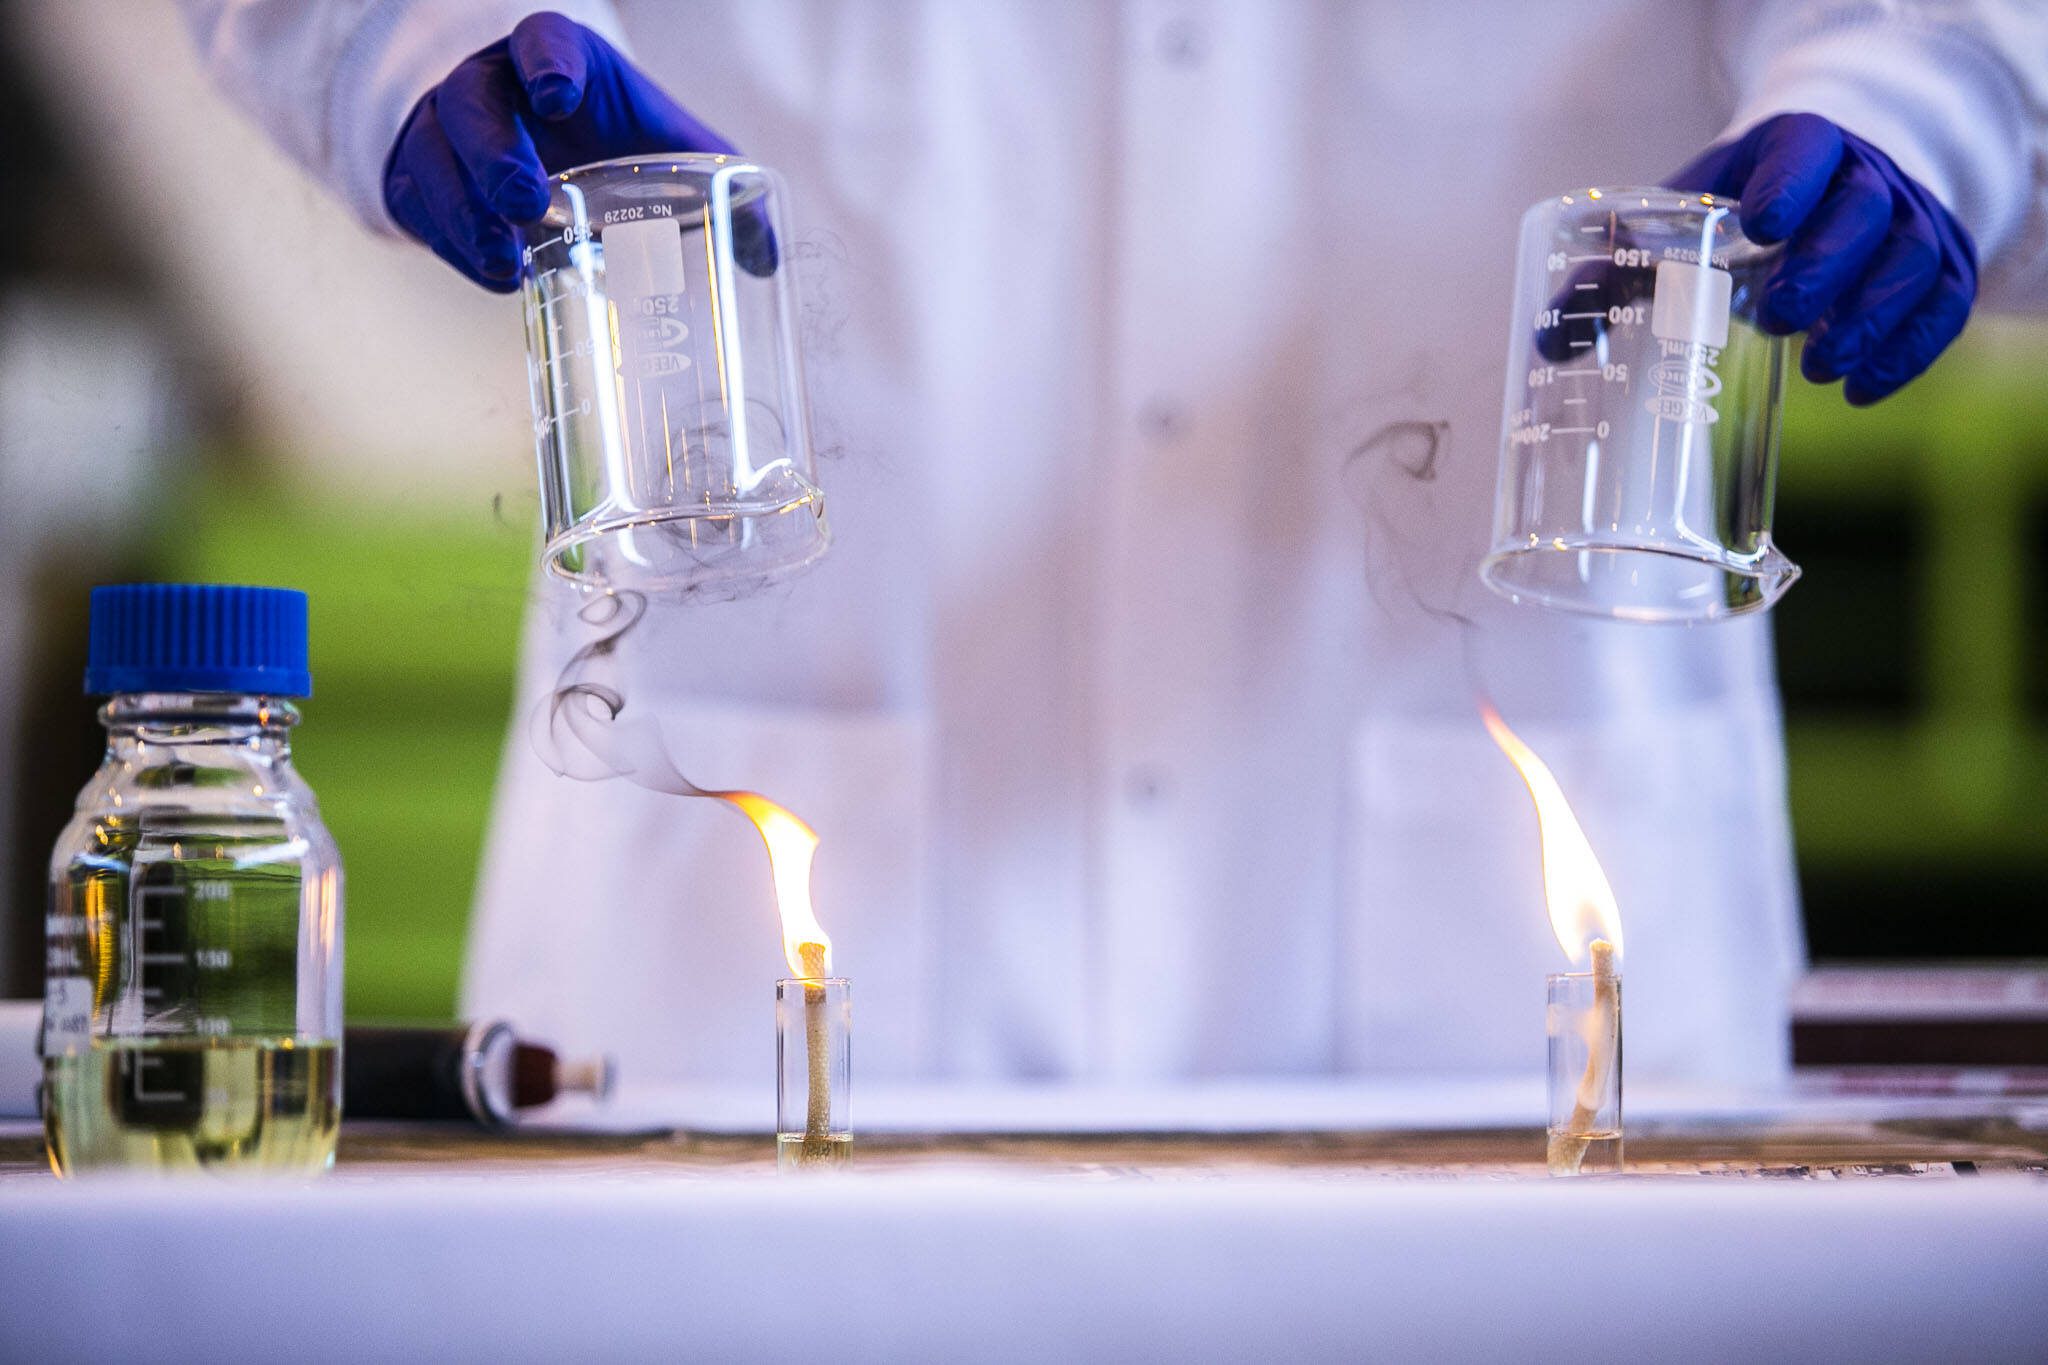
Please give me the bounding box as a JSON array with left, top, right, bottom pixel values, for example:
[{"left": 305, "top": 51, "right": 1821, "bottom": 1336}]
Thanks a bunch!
[
  {"left": 522, "top": 154, "right": 829, "bottom": 599},
  {"left": 1486, "top": 188, "right": 1798, "bottom": 622}
]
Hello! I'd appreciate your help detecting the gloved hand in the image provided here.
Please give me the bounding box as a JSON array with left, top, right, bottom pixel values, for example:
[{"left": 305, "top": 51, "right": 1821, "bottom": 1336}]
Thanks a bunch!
[
  {"left": 384, "top": 11, "right": 735, "bottom": 292},
  {"left": 1667, "top": 112, "right": 1977, "bottom": 405}
]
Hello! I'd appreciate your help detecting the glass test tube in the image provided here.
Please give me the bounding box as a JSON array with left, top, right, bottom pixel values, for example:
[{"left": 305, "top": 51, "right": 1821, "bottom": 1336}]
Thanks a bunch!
[
  {"left": 1547, "top": 969, "right": 1623, "bottom": 1176},
  {"left": 776, "top": 977, "right": 850, "bottom": 1170}
]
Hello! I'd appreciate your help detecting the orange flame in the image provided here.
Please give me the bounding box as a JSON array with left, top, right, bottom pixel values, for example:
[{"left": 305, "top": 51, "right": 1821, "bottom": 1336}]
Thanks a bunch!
[
  {"left": 722, "top": 791, "right": 832, "bottom": 979},
  {"left": 1479, "top": 703, "right": 1624, "bottom": 965}
]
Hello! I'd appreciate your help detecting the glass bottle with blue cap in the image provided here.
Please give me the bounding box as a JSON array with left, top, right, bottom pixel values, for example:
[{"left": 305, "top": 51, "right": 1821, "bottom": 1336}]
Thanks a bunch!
[{"left": 41, "top": 584, "right": 342, "bottom": 1175}]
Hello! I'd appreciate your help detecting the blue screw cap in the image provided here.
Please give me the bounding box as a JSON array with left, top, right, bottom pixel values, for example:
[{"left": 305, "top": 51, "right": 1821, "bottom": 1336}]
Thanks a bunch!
[{"left": 84, "top": 584, "right": 311, "bottom": 697}]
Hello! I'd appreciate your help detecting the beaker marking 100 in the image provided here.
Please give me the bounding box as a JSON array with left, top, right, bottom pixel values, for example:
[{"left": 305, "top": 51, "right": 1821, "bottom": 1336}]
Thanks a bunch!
[{"left": 1538, "top": 305, "right": 1646, "bottom": 330}]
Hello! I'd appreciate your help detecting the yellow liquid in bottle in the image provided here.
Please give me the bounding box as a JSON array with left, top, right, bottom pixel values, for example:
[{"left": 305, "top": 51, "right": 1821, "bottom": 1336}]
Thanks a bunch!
[{"left": 44, "top": 1038, "right": 339, "bottom": 1176}]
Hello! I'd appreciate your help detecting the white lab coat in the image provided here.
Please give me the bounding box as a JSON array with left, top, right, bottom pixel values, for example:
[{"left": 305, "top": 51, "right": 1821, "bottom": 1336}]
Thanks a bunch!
[{"left": 181, "top": 1, "right": 2048, "bottom": 1090}]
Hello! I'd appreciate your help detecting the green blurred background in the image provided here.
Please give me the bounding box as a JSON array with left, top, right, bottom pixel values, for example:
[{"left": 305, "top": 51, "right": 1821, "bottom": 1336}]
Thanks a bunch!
[
  {"left": 159, "top": 485, "right": 531, "bottom": 1018},
  {"left": 1774, "top": 324, "right": 2048, "bottom": 960}
]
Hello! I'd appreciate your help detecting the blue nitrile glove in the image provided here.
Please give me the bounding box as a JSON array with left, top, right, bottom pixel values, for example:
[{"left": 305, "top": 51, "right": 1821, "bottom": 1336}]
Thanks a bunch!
[
  {"left": 383, "top": 11, "right": 736, "bottom": 293},
  {"left": 1667, "top": 112, "right": 1977, "bottom": 405}
]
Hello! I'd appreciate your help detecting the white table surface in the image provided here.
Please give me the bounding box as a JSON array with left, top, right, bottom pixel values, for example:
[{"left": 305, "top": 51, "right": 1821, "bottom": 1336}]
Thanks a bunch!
[
  {"left": 4, "top": 1169, "right": 2045, "bottom": 1362},
  {"left": 5, "top": 1080, "right": 2047, "bottom": 1362}
]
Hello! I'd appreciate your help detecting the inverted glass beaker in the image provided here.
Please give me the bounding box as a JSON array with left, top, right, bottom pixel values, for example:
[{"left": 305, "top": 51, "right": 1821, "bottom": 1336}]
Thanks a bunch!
[
  {"left": 522, "top": 154, "right": 828, "bottom": 597},
  {"left": 1484, "top": 188, "right": 1798, "bottom": 622}
]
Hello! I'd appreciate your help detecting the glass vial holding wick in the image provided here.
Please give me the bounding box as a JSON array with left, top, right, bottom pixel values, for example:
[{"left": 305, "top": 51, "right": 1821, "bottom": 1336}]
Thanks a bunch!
[
  {"left": 1547, "top": 942, "right": 1622, "bottom": 1176},
  {"left": 776, "top": 976, "right": 849, "bottom": 1170}
]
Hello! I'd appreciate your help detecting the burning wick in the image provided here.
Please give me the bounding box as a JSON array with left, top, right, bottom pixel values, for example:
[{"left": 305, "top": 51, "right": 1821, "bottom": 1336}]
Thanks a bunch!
[
  {"left": 535, "top": 595, "right": 849, "bottom": 1165},
  {"left": 723, "top": 793, "right": 847, "bottom": 1167},
  {"left": 1480, "top": 702, "right": 1626, "bottom": 1177},
  {"left": 797, "top": 942, "right": 832, "bottom": 1155}
]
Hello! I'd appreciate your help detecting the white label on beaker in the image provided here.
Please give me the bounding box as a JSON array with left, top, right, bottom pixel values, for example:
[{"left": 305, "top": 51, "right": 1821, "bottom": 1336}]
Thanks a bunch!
[
  {"left": 1650, "top": 259, "right": 1731, "bottom": 349},
  {"left": 43, "top": 976, "right": 92, "bottom": 1043},
  {"left": 603, "top": 216, "right": 689, "bottom": 305}
]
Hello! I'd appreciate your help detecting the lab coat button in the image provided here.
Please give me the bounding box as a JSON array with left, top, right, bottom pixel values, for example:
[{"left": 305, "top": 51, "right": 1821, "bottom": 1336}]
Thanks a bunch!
[
  {"left": 1124, "top": 765, "right": 1175, "bottom": 806},
  {"left": 1156, "top": 18, "right": 1208, "bottom": 67},
  {"left": 1137, "top": 399, "right": 1186, "bottom": 443}
]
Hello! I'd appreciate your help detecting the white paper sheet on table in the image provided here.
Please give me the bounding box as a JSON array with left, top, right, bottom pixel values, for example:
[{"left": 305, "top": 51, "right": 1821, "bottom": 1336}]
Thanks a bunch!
[
  {"left": 8, "top": 1072, "right": 2048, "bottom": 1360},
  {"left": 6, "top": 1169, "right": 2048, "bottom": 1363}
]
